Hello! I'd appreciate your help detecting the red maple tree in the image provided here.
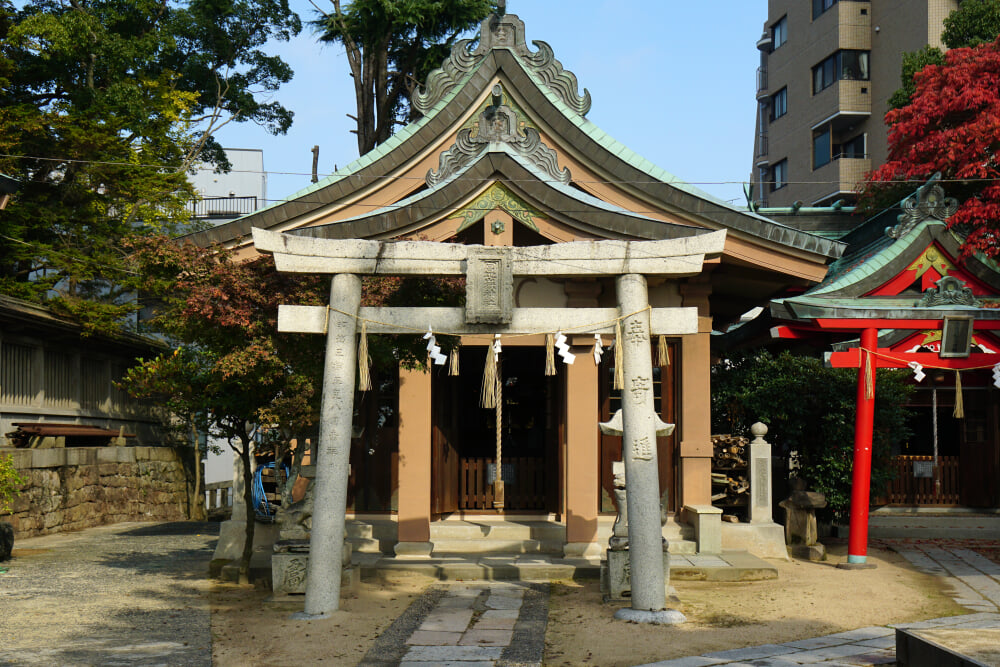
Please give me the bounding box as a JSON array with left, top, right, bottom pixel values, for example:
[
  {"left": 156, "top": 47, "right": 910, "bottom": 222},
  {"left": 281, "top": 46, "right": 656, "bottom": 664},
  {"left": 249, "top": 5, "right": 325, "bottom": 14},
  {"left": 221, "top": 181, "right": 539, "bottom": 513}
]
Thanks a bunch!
[{"left": 862, "top": 36, "right": 1000, "bottom": 258}]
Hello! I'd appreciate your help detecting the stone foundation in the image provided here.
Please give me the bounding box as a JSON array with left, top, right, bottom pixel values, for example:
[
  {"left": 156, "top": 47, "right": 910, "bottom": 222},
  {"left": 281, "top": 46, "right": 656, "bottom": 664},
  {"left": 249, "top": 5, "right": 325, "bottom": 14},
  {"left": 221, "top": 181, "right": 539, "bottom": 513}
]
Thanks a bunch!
[{"left": 0, "top": 446, "right": 191, "bottom": 537}]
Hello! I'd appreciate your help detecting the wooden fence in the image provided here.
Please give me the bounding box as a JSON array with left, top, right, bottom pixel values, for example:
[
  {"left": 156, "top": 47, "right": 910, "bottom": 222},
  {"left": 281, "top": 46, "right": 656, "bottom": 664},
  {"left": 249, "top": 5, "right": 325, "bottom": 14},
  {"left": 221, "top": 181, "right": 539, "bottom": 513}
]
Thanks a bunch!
[
  {"left": 886, "top": 455, "right": 960, "bottom": 505},
  {"left": 459, "top": 457, "right": 545, "bottom": 510}
]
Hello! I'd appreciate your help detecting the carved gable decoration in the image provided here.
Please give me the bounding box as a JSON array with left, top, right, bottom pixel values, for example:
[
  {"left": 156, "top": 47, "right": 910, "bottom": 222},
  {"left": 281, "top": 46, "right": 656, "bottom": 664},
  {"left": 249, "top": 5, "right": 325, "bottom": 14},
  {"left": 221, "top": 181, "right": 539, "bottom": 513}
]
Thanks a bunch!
[
  {"left": 916, "top": 275, "right": 982, "bottom": 308},
  {"left": 455, "top": 182, "right": 542, "bottom": 232},
  {"left": 427, "top": 85, "right": 570, "bottom": 186},
  {"left": 465, "top": 246, "right": 514, "bottom": 324},
  {"left": 886, "top": 179, "right": 959, "bottom": 240},
  {"left": 412, "top": 11, "right": 591, "bottom": 117}
]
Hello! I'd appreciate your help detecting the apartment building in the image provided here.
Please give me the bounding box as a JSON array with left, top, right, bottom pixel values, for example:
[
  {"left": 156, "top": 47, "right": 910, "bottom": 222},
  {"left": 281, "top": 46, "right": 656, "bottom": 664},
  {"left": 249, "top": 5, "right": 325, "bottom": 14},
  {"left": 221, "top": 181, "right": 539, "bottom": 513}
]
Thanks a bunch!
[
  {"left": 750, "top": 0, "right": 959, "bottom": 209},
  {"left": 189, "top": 148, "right": 267, "bottom": 224}
]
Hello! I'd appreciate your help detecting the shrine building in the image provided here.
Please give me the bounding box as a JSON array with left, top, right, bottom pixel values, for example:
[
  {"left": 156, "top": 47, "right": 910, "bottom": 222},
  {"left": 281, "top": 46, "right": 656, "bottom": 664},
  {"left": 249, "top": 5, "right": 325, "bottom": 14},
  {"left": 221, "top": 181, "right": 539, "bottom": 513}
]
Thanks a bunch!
[{"left": 191, "top": 7, "right": 843, "bottom": 558}]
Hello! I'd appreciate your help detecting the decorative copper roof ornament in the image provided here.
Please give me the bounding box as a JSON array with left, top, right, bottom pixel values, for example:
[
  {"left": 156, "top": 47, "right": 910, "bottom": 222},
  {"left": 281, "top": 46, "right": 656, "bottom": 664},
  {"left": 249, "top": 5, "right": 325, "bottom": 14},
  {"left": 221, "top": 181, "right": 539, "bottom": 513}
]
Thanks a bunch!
[
  {"left": 885, "top": 173, "right": 959, "bottom": 240},
  {"left": 916, "top": 275, "right": 982, "bottom": 308},
  {"left": 426, "top": 83, "right": 570, "bottom": 186},
  {"left": 413, "top": 6, "right": 590, "bottom": 117}
]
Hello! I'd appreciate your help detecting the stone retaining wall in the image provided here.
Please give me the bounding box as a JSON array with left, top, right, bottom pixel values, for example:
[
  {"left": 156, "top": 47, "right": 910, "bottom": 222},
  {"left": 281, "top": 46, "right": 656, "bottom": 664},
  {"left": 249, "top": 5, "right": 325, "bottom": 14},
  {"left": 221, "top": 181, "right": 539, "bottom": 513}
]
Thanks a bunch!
[{"left": 0, "top": 446, "right": 191, "bottom": 537}]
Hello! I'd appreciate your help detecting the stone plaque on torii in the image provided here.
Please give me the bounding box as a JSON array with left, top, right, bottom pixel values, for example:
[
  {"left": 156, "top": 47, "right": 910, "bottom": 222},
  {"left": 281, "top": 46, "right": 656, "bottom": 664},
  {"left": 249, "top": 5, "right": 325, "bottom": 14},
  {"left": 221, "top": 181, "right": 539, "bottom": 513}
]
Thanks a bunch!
[{"left": 253, "top": 227, "right": 726, "bottom": 620}]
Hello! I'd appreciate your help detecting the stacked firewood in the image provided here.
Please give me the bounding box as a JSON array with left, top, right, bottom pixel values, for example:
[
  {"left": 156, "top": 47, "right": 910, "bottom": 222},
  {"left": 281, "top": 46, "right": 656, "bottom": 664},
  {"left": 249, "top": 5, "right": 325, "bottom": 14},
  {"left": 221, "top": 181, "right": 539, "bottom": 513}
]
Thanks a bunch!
[{"left": 711, "top": 434, "right": 749, "bottom": 507}]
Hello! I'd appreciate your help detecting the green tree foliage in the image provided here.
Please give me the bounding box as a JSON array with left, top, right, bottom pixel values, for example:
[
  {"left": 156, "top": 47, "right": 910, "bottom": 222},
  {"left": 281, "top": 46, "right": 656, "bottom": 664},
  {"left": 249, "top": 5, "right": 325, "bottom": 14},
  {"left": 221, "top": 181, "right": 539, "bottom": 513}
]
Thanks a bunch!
[
  {"left": 941, "top": 0, "right": 1000, "bottom": 48},
  {"left": 0, "top": 0, "right": 300, "bottom": 331},
  {"left": 712, "top": 351, "right": 913, "bottom": 522},
  {"left": 313, "top": 0, "right": 495, "bottom": 155},
  {"left": 888, "top": 46, "right": 945, "bottom": 110},
  {"left": 890, "top": 0, "right": 1000, "bottom": 109},
  {"left": 122, "top": 236, "right": 328, "bottom": 575},
  {"left": 862, "top": 37, "right": 1000, "bottom": 258},
  {"left": 0, "top": 453, "right": 25, "bottom": 515}
]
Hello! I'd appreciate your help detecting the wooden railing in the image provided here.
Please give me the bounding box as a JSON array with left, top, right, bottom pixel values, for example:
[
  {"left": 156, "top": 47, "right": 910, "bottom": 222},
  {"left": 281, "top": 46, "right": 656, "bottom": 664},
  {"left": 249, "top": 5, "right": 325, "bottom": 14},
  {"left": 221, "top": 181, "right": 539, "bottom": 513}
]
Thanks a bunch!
[
  {"left": 886, "top": 455, "right": 960, "bottom": 505},
  {"left": 460, "top": 457, "right": 545, "bottom": 510},
  {"left": 205, "top": 480, "right": 233, "bottom": 518}
]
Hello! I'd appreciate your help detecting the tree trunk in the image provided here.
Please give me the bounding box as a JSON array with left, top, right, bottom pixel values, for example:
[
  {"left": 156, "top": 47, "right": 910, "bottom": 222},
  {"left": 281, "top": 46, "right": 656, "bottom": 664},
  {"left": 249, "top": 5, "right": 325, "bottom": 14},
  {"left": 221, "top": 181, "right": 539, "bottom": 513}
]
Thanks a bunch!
[
  {"left": 189, "top": 422, "right": 206, "bottom": 521},
  {"left": 237, "top": 435, "right": 256, "bottom": 581}
]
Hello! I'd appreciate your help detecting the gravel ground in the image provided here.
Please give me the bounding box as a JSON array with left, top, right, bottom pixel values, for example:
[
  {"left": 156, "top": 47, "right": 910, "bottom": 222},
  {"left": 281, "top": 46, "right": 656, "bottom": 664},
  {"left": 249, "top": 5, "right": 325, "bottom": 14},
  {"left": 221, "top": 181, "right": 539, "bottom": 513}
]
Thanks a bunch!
[{"left": 0, "top": 521, "right": 218, "bottom": 667}]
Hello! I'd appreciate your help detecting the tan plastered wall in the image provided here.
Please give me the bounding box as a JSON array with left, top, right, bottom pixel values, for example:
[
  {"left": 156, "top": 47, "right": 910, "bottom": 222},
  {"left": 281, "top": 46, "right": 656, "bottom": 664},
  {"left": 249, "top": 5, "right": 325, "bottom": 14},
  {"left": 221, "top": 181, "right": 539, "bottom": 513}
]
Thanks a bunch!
[
  {"left": 563, "top": 344, "right": 600, "bottom": 544},
  {"left": 396, "top": 367, "right": 433, "bottom": 543},
  {"left": 679, "top": 282, "right": 714, "bottom": 508}
]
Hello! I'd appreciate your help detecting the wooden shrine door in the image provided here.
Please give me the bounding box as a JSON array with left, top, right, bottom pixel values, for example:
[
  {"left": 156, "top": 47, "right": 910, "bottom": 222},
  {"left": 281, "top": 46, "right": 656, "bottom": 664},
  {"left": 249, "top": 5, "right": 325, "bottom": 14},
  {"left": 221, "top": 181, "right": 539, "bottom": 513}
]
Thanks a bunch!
[
  {"left": 959, "top": 384, "right": 1000, "bottom": 507},
  {"left": 432, "top": 364, "right": 460, "bottom": 514}
]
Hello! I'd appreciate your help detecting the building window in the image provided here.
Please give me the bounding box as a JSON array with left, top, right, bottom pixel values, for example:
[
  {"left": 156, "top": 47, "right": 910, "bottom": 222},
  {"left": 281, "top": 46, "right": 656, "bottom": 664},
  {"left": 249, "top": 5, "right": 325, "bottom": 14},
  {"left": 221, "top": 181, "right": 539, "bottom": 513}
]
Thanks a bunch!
[
  {"left": 769, "top": 88, "right": 787, "bottom": 121},
  {"left": 771, "top": 16, "right": 787, "bottom": 49},
  {"left": 813, "top": 0, "right": 837, "bottom": 19},
  {"left": 770, "top": 159, "right": 788, "bottom": 192},
  {"left": 813, "top": 50, "right": 870, "bottom": 93},
  {"left": 835, "top": 134, "right": 866, "bottom": 159},
  {"left": 813, "top": 129, "right": 831, "bottom": 169}
]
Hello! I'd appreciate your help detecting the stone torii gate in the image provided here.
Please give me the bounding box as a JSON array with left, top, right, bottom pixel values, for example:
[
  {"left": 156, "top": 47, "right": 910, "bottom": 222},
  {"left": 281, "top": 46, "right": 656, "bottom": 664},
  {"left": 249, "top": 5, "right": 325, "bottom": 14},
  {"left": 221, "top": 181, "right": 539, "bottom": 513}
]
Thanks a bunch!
[{"left": 253, "top": 228, "right": 726, "bottom": 620}]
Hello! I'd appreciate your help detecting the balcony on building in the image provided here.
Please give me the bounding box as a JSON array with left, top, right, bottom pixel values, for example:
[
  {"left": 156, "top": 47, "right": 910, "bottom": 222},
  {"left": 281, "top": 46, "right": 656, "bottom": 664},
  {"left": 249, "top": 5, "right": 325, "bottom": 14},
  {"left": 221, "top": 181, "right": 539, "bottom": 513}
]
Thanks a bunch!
[
  {"left": 810, "top": 154, "right": 870, "bottom": 207},
  {"left": 188, "top": 195, "right": 259, "bottom": 221}
]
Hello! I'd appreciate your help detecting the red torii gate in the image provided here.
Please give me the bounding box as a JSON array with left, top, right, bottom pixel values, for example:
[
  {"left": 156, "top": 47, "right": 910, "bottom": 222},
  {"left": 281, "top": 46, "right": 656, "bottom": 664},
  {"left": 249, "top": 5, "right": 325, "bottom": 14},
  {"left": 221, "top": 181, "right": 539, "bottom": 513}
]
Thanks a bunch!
[
  {"left": 769, "top": 179, "right": 1000, "bottom": 568},
  {"left": 779, "top": 319, "right": 1000, "bottom": 566}
]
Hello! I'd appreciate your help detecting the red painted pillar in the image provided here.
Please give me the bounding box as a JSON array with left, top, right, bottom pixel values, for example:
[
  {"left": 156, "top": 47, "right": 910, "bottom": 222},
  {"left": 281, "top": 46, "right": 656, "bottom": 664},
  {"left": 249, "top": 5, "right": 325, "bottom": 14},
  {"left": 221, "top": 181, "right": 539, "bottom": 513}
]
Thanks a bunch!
[{"left": 847, "top": 328, "right": 878, "bottom": 564}]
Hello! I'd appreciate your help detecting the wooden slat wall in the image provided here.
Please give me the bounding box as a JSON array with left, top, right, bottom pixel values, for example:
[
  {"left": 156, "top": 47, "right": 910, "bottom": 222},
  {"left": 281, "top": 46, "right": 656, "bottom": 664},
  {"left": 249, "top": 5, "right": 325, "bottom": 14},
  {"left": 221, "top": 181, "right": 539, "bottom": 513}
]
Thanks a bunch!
[
  {"left": 887, "top": 455, "right": 960, "bottom": 505},
  {"left": 459, "top": 457, "right": 545, "bottom": 510}
]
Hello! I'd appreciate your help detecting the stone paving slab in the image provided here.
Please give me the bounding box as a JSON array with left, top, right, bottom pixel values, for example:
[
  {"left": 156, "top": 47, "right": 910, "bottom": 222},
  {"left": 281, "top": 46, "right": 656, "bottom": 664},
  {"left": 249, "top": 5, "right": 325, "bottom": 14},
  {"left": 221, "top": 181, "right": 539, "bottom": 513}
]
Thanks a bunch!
[
  {"left": 419, "top": 609, "right": 475, "bottom": 631},
  {"left": 458, "top": 629, "right": 513, "bottom": 646},
  {"left": 485, "top": 595, "right": 523, "bottom": 609},
  {"left": 363, "top": 582, "right": 548, "bottom": 667},
  {"left": 639, "top": 658, "right": 727, "bottom": 667},
  {"left": 703, "top": 644, "right": 799, "bottom": 661},
  {"left": 400, "top": 662, "right": 495, "bottom": 667},
  {"left": 407, "top": 630, "right": 464, "bottom": 645},
  {"left": 402, "top": 645, "right": 504, "bottom": 661}
]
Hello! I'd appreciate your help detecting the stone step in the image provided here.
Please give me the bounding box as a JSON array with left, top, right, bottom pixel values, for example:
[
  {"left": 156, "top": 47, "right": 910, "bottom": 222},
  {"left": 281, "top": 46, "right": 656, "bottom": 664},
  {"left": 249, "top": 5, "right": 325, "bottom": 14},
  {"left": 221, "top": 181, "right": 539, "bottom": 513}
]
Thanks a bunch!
[
  {"left": 431, "top": 538, "right": 565, "bottom": 555},
  {"left": 345, "top": 520, "right": 374, "bottom": 540},
  {"left": 429, "top": 520, "right": 566, "bottom": 542}
]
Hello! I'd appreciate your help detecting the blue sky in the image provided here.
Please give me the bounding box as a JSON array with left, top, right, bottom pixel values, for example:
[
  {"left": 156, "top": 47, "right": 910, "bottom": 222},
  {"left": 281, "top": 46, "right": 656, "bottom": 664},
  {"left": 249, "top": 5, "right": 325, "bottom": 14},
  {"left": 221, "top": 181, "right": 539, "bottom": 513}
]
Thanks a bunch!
[{"left": 216, "top": 1, "right": 767, "bottom": 208}]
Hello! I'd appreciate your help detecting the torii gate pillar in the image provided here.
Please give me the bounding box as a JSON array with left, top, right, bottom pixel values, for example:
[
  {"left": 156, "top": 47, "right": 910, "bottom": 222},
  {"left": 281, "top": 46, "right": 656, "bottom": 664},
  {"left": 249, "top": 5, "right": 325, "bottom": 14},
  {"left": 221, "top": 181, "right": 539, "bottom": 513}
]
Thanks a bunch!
[{"left": 298, "top": 273, "right": 362, "bottom": 617}]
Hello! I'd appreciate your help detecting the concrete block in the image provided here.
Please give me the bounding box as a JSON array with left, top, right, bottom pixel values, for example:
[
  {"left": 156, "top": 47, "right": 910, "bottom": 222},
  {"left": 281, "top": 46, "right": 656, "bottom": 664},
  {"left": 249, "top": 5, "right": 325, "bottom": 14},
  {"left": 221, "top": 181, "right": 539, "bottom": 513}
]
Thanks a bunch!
[
  {"left": 684, "top": 503, "right": 722, "bottom": 554},
  {"left": 721, "top": 521, "right": 789, "bottom": 560},
  {"left": 395, "top": 541, "right": 434, "bottom": 558},
  {"left": 30, "top": 448, "right": 66, "bottom": 469}
]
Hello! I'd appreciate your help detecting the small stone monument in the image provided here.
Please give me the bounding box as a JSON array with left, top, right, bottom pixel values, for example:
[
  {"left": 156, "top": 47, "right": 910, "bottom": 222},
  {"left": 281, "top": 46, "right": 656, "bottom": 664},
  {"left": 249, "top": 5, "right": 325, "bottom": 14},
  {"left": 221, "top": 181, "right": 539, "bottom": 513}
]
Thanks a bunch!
[
  {"left": 272, "top": 479, "right": 356, "bottom": 596},
  {"left": 778, "top": 477, "right": 828, "bottom": 561}
]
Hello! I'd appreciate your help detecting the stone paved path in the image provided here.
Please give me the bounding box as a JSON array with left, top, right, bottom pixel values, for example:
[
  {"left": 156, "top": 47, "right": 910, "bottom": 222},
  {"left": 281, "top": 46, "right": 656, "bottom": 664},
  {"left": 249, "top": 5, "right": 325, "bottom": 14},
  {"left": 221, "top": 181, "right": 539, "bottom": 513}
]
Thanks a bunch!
[
  {"left": 358, "top": 582, "right": 548, "bottom": 667},
  {"left": 636, "top": 541, "right": 1000, "bottom": 666},
  {"left": 0, "top": 522, "right": 218, "bottom": 667}
]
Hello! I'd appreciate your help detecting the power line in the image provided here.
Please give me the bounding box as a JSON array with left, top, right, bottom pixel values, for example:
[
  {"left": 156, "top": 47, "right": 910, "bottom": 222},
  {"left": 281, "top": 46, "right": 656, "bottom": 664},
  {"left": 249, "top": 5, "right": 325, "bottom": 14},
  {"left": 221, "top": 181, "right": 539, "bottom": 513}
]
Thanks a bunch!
[{"left": 0, "top": 151, "right": 982, "bottom": 189}]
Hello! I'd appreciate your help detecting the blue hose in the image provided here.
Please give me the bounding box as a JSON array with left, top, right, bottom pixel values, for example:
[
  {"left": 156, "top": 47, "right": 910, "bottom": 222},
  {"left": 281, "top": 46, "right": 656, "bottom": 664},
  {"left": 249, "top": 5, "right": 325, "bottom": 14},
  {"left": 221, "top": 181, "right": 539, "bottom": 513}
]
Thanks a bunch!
[{"left": 252, "top": 461, "right": 289, "bottom": 520}]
